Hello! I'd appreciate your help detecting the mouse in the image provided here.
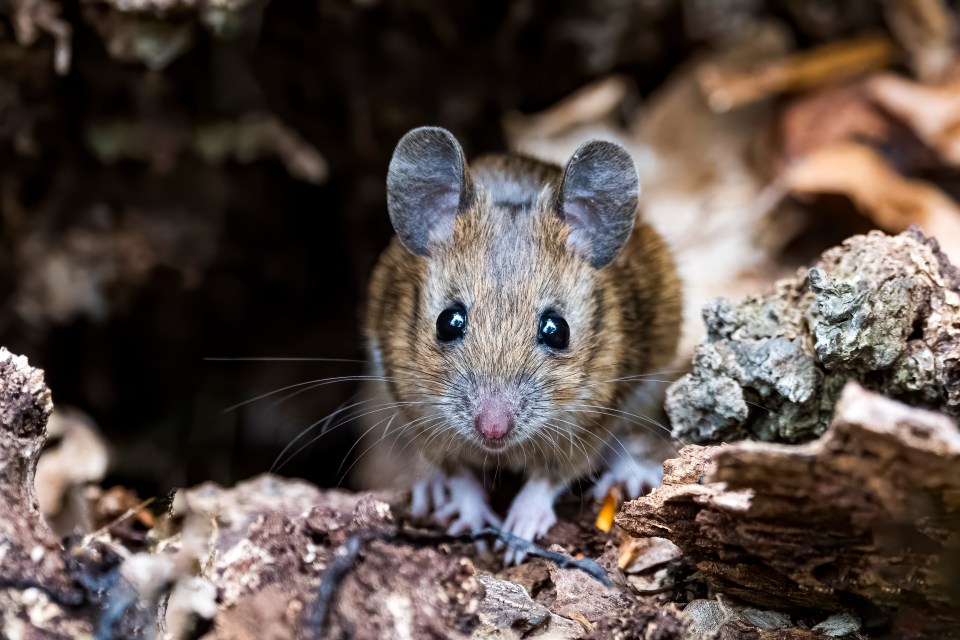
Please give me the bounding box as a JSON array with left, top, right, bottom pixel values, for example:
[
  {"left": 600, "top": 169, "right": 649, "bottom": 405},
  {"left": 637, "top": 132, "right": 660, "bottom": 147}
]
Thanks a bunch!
[{"left": 361, "top": 126, "right": 682, "bottom": 563}]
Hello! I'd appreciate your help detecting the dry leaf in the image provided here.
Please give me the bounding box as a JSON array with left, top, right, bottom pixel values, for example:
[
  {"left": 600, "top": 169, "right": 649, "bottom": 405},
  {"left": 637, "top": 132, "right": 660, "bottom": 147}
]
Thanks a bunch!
[
  {"left": 777, "top": 81, "right": 934, "bottom": 173},
  {"left": 867, "top": 72, "right": 960, "bottom": 167},
  {"left": 595, "top": 488, "right": 619, "bottom": 533},
  {"left": 785, "top": 142, "right": 960, "bottom": 263},
  {"left": 35, "top": 408, "right": 109, "bottom": 516},
  {"left": 617, "top": 536, "right": 682, "bottom": 573}
]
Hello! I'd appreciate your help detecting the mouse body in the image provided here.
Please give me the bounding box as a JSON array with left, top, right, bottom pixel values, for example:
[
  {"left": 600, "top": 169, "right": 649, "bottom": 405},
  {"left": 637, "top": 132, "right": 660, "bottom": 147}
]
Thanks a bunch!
[{"left": 362, "top": 127, "right": 681, "bottom": 561}]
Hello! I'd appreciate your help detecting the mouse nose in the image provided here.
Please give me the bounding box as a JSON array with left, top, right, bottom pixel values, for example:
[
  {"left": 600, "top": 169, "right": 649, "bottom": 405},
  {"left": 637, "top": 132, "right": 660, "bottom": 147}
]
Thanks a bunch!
[{"left": 475, "top": 399, "right": 514, "bottom": 440}]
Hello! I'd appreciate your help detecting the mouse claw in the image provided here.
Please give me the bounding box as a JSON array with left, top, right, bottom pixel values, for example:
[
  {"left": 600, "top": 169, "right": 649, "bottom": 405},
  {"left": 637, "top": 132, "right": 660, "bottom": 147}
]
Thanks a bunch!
[
  {"left": 423, "top": 470, "right": 501, "bottom": 545},
  {"left": 410, "top": 483, "right": 430, "bottom": 519},
  {"left": 500, "top": 478, "right": 561, "bottom": 565},
  {"left": 593, "top": 454, "right": 663, "bottom": 502},
  {"left": 410, "top": 469, "right": 448, "bottom": 519},
  {"left": 501, "top": 507, "right": 556, "bottom": 565}
]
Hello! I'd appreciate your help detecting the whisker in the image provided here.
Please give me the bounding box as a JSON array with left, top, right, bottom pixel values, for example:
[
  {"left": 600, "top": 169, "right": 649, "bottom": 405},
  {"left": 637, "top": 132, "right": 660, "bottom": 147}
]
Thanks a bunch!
[
  {"left": 336, "top": 411, "right": 431, "bottom": 478},
  {"left": 546, "top": 417, "right": 608, "bottom": 464},
  {"left": 205, "top": 356, "right": 365, "bottom": 363},
  {"left": 272, "top": 399, "right": 437, "bottom": 472},
  {"left": 539, "top": 423, "right": 584, "bottom": 479},
  {"left": 340, "top": 414, "right": 444, "bottom": 485},
  {"left": 567, "top": 403, "right": 677, "bottom": 438},
  {"left": 564, "top": 406, "right": 689, "bottom": 451},
  {"left": 270, "top": 395, "right": 371, "bottom": 472},
  {"left": 583, "top": 377, "right": 678, "bottom": 389},
  {"left": 223, "top": 375, "right": 395, "bottom": 413}
]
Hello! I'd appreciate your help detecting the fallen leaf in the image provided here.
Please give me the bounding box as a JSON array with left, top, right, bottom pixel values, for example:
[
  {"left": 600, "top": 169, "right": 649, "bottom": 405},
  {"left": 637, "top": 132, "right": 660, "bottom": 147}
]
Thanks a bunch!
[
  {"left": 595, "top": 488, "right": 618, "bottom": 533},
  {"left": 777, "top": 81, "right": 935, "bottom": 173},
  {"left": 785, "top": 142, "right": 960, "bottom": 263},
  {"left": 617, "top": 536, "right": 682, "bottom": 573},
  {"left": 868, "top": 72, "right": 960, "bottom": 167}
]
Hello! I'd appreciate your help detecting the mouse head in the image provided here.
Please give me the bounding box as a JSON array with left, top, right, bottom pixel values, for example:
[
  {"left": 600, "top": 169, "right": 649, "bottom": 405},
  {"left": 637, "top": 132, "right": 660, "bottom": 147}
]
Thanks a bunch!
[{"left": 381, "top": 126, "right": 639, "bottom": 461}]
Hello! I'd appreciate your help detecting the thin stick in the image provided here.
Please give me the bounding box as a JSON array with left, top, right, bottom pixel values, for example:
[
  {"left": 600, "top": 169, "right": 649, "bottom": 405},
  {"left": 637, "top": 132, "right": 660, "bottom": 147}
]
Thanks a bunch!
[
  {"left": 302, "top": 524, "right": 612, "bottom": 638},
  {"left": 82, "top": 497, "right": 156, "bottom": 548}
]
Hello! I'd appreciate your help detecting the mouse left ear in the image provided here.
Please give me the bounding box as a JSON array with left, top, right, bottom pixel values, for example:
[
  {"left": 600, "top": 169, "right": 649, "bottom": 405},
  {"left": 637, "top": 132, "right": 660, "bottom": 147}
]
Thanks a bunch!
[
  {"left": 387, "top": 126, "right": 470, "bottom": 256},
  {"left": 556, "top": 140, "right": 639, "bottom": 269}
]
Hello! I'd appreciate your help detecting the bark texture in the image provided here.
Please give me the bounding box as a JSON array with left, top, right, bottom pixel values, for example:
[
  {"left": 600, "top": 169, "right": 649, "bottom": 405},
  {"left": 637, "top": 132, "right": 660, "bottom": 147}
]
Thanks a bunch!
[
  {"left": 620, "top": 382, "right": 960, "bottom": 639},
  {"left": 667, "top": 226, "right": 960, "bottom": 443},
  {"left": 0, "top": 347, "right": 92, "bottom": 638},
  {"left": 0, "top": 347, "right": 688, "bottom": 639}
]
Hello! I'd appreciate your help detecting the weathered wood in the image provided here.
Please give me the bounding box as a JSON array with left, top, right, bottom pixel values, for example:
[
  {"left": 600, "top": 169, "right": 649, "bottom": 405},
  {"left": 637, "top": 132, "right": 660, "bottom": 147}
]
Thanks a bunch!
[{"left": 619, "top": 382, "right": 960, "bottom": 639}]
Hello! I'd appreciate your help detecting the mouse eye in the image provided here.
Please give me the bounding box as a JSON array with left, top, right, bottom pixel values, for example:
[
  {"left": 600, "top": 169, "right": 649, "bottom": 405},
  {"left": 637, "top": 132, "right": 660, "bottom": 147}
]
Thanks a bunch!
[
  {"left": 437, "top": 305, "right": 467, "bottom": 342},
  {"left": 538, "top": 312, "right": 570, "bottom": 350}
]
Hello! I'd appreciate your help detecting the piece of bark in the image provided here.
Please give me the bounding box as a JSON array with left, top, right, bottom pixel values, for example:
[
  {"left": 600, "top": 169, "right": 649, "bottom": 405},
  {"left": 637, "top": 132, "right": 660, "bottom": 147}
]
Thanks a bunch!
[
  {"left": 164, "top": 478, "right": 488, "bottom": 639},
  {"left": 474, "top": 573, "right": 552, "bottom": 639},
  {"left": 0, "top": 347, "right": 95, "bottom": 637},
  {"left": 619, "top": 382, "right": 960, "bottom": 638},
  {"left": 0, "top": 348, "right": 154, "bottom": 638},
  {"left": 681, "top": 599, "right": 828, "bottom": 640},
  {"left": 667, "top": 227, "right": 960, "bottom": 443},
  {"left": 546, "top": 545, "right": 635, "bottom": 624}
]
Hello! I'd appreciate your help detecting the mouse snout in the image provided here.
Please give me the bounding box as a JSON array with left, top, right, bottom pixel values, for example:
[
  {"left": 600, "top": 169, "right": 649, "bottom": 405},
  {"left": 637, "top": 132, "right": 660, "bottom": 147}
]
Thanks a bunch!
[{"left": 474, "top": 398, "right": 514, "bottom": 440}]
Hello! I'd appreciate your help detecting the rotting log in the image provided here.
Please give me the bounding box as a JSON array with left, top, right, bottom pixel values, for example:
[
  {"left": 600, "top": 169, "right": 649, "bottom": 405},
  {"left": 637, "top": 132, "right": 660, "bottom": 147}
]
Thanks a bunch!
[
  {"left": 0, "top": 347, "right": 98, "bottom": 637},
  {"left": 618, "top": 382, "right": 960, "bottom": 639}
]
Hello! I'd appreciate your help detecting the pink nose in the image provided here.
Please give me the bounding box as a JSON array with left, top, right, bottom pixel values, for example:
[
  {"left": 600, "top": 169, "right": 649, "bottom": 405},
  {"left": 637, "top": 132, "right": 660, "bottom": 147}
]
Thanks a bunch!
[{"left": 475, "top": 400, "right": 514, "bottom": 440}]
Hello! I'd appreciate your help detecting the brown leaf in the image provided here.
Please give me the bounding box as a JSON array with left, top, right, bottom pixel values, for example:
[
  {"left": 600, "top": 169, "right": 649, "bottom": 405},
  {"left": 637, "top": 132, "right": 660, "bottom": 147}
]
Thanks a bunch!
[
  {"left": 777, "top": 82, "right": 935, "bottom": 173},
  {"left": 785, "top": 142, "right": 960, "bottom": 262},
  {"left": 868, "top": 72, "right": 960, "bottom": 167}
]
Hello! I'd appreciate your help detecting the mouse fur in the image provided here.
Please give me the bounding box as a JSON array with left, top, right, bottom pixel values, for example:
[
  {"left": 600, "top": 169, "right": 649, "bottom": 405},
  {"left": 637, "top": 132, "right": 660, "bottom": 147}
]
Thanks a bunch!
[{"left": 360, "top": 127, "right": 682, "bottom": 559}]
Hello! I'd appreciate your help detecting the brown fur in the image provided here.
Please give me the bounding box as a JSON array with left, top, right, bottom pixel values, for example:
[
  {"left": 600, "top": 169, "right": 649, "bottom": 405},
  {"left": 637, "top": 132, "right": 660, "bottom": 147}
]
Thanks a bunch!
[{"left": 364, "top": 153, "right": 681, "bottom": 483}]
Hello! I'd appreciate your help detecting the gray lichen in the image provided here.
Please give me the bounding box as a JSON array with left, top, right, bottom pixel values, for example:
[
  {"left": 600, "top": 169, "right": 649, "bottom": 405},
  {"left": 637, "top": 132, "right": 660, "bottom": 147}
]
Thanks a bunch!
[{"left": 667, "top": 227, "right": 960, "bottom": 443}]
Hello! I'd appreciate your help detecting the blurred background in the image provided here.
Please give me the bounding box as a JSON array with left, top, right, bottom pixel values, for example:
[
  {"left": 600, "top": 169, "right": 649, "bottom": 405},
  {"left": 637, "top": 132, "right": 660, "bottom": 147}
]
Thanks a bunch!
[{"left": 3, "top": 0, "right": 960, "bottom": 511}]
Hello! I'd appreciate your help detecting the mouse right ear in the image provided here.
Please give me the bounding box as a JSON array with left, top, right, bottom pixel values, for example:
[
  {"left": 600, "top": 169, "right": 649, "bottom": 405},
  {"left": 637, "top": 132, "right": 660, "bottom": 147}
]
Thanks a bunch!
[
  {"left": 386, "top": 126, "right": 469, "bottom": 256},
  {"left": 557, "top": 140, "right": 639, "bottom": 269}
]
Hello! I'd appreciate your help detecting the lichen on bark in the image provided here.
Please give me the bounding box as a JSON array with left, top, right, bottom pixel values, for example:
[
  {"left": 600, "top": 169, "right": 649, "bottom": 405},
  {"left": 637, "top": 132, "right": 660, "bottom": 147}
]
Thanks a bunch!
[{"left": 667, "top": 226, "right": 960, "bottom": 443}]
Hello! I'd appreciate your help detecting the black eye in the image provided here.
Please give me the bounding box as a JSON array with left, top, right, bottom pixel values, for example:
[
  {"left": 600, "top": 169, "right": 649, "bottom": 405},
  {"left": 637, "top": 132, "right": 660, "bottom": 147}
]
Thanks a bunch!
[
  {"left": 538, "top": 312, "right": 570, "bottom": 350},
  {"left": 437, "top": 305, "right": 467, "bottom": 342}
]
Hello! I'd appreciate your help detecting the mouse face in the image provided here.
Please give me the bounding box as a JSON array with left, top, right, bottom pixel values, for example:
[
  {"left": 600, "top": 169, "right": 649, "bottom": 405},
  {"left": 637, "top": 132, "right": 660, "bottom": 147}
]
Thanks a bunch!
[
  {"left": 417, "top": 198, "right": 603, "bottom": 455},
  {"left": 366, "top": 127, "right": 674, "bottom": 474}
]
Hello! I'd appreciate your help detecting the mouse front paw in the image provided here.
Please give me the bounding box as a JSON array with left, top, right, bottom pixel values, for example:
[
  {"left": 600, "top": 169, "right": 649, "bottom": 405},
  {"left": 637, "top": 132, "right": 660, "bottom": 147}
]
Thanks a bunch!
[
  {"left": 410, "top": 469, "right": 448, "bottom": 519},
  {"left": 500, "top": 478, "right": 563, "bottom": 566},
  {"left": 412, "top": 469, "right": 501, "bottom": 536},
  {"left": 592, "top": 454, "right": 663, "bottom": 501}
]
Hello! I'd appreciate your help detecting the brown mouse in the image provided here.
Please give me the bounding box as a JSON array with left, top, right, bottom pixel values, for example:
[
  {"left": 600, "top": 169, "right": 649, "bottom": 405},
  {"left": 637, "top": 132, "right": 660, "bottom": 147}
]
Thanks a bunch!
[{"left": 362, "top": 126, "right": 681, "bottom": 563}]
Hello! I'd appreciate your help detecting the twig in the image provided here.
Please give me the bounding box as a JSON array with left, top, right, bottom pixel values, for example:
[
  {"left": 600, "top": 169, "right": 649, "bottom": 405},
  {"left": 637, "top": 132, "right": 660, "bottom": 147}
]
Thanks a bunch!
[
  {"left": 395, "top": 526, "right": 612, "bottom": 587},
  {"left": 697, "top": 35, "right": 895, "bottom": 112},
  {"left": 303, "top": 524, "right": 612, "bottom": 639},
  {"left": 81, "top": 496, "right": 156, "bottom": 548},
  {"left": 302, "top": 534, "right": 363, "bottom": 640}
]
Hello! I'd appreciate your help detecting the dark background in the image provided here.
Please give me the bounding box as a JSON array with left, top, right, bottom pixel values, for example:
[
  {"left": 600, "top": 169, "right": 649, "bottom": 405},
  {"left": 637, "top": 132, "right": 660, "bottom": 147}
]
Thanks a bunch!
[{"left": 0, "top": 0, "right": 889, "bottom": 495}]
